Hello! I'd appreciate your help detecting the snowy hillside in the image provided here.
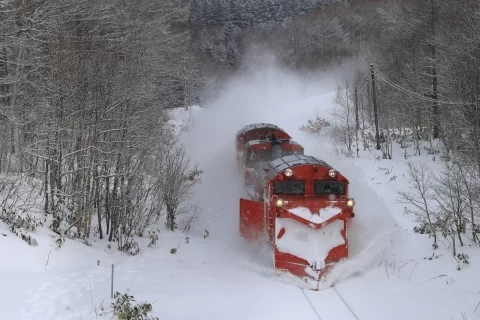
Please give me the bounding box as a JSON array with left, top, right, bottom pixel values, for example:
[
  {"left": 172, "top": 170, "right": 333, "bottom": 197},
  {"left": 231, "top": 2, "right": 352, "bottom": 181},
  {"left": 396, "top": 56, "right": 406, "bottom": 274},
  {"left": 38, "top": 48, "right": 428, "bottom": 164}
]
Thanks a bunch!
[{"left": 1, "top": 66, "right": 480, "bottom": 320}]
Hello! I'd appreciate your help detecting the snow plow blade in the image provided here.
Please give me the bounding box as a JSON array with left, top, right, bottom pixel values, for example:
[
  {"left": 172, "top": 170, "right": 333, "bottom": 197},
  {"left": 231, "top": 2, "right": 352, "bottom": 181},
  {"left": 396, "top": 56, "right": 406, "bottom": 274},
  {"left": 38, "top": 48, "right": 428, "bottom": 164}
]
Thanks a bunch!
[
  {"left": 239, "top": 198, "right": 265, "bottom": 241},
  {"left": 274, "top": 217, "right": 348, "bottom": 283}
]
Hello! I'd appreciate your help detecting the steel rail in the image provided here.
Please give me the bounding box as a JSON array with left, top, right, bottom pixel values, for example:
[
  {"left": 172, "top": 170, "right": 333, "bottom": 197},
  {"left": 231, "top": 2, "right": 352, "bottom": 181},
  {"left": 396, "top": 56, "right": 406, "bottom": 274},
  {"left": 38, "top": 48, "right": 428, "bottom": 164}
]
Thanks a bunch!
[{"left": 300, "top": 285, "right": 361, "bottom": 320}]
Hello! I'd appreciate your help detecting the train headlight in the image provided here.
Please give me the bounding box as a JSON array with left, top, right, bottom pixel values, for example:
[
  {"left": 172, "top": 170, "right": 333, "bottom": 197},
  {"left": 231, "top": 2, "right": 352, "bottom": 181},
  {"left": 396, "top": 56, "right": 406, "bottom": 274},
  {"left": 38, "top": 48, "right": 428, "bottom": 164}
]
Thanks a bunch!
[
  {"left": 346, "top": 198, "right": 355, "bottom": 208},
  {"left": 285, "top": 168, "right": 293, "bottom": 177},
  {"left": 328, "top": 169, "right": 337, "bottom": 178},
  {"left": 276, "top": 198, "right": 284, "bottom": 207}
]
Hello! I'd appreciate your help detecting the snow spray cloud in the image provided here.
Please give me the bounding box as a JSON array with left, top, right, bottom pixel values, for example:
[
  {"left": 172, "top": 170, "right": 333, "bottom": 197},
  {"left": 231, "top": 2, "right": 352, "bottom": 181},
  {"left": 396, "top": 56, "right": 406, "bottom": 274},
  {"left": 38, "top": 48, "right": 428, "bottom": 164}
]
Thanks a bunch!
[
  {"left": 181, "top": 49, "right": 347, "bottom": 232},
  {"left": 179, "top": 48, "right": 390, "bottom": 267}
]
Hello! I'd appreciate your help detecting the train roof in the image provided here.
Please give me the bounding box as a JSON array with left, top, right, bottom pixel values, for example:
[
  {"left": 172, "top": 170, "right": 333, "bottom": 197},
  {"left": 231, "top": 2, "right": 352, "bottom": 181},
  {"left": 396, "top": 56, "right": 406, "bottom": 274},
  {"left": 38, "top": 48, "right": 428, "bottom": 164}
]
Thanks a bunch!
[
  {"left": 256, "top": 154, "right": 333, "bottom": 179},
  {"left": 245, "top": 139, "right": 303, "bottom": 149},
  {"left": 236, "top": 123, "right": 291, "bottom": 138}
]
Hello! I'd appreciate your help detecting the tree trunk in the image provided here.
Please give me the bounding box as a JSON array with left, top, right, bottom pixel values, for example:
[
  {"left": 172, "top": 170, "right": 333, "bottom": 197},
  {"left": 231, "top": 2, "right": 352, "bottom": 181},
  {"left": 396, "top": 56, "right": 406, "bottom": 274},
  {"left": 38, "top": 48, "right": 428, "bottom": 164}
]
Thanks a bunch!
[
  {"left": 105, "top": 175, "right": 110, "bottom": 235},
  {"left": 44, "top": 161, "right": 49, "bottom": 212},
  {"left": 430, "top": 0, "right": 440, "bottom": 139},
  {"left": 95, "top": 166, "right": 103, "bottom": 239}
]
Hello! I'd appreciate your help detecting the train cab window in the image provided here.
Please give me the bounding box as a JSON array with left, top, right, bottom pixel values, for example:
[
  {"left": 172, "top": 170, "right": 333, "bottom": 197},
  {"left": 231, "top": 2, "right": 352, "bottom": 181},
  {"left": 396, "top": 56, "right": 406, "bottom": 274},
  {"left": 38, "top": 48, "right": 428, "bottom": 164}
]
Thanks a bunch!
[
  {"left": 273, "top": 181, "right": 305, "bottom": 195},
  {"left": 246, "top": 150, "right": 257, "bottom": 166},
  {"left": 314, "top": 181, "right": 345, "bottom": 195},
  {"left": 260, "top": 149, "right": 271, "bottom": 161},
  {"left": 282, "top": 150, "right": 304, "bottom": 156}
]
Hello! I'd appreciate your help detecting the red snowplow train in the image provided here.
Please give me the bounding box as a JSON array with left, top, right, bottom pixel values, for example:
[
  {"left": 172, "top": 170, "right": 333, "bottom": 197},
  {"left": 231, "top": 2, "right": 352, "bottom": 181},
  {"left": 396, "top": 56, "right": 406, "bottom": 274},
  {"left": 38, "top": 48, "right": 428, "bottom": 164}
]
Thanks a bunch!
[{"left": 236, "top": 123, "right": 356, "bottom": 288}]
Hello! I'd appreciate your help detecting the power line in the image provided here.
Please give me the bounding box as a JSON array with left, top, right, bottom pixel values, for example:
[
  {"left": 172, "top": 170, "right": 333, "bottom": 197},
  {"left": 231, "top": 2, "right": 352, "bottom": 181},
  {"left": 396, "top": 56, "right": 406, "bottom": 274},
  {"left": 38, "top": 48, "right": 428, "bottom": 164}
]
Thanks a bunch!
[
  {"left": 373, "top": 67, "right": 478, "bottom": 106},
  {"left": 374, "top": 69, "right": 442, "bottom": 103}
]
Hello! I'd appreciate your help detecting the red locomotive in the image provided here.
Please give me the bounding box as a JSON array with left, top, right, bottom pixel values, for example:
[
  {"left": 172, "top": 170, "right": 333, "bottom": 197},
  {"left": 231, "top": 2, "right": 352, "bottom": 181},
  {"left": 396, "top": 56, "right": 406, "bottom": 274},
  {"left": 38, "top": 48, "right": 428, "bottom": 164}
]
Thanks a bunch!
[
  {"left": 236, "top": 123, "right": 292, "bottom": 157},
  {"left": 235, "top": 123, "right": 304, "bottom": 195},
  {"left": 237, "top": 125, "right": 356, "bottom": 288}
]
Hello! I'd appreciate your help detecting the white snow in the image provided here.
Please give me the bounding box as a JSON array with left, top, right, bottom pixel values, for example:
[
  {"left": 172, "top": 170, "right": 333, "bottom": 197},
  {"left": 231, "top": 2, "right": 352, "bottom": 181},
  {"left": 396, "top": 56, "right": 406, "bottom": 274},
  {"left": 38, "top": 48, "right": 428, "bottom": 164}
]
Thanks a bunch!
[
  {"left": 289, "top": 205, "right": 342, "bottom": 224},
  {"left": 275, "top": 218, "right": 345, "bottom": 279},
  {"left": 1, "top": 60, "right": 480, "bottom": 320},
  {"left": 167, "top": 105, "right": 202, "bottom": 137}
]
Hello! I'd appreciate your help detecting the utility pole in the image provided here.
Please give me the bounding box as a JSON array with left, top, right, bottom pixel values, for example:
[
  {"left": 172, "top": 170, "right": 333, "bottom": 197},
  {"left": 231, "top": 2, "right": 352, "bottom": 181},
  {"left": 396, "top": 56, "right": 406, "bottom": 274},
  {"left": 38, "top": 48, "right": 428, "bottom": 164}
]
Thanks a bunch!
[
  {"left": 370, "top": 64, "right": 381, "bottom": 150},
  {"left": 111, "top": 264, "right": 115, "bottom": 299},
  {"left": 354, "top": 86, "right": 359, "bottom": 157}
]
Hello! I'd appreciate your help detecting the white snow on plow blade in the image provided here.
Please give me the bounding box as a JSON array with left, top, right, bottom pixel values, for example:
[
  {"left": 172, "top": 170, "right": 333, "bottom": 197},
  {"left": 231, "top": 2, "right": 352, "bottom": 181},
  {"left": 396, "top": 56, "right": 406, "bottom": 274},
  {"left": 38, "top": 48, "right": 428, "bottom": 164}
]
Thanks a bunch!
[
  {"left": 288, "top": 205, "right": 342, "bottom": 224},
  {"left": 275, "top": 218, "right": 345, "bottom": 276}
]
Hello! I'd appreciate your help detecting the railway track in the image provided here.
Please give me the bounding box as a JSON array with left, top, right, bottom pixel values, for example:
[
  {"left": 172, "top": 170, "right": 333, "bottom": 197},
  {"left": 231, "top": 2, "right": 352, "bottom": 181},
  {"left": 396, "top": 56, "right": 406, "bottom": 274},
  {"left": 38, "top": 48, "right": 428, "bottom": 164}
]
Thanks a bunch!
[{"left": 300, "top": 286, "right": 360, "bottom": 320}]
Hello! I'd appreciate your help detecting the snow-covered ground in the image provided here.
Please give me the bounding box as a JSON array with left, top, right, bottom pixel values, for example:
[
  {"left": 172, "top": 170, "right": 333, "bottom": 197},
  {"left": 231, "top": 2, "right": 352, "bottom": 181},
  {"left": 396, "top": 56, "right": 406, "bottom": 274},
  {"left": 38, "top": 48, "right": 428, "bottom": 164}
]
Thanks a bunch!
[{"left": 1, "top": 65, "right": 480, "bottom": 320}]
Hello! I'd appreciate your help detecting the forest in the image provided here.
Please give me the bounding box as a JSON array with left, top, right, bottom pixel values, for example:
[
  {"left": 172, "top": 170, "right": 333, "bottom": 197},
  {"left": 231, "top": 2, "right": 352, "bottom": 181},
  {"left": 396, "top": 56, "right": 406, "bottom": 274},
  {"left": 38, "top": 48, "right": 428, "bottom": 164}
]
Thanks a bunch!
[{"left": 1, "top": 0, "right": 480, "bottom": 254}]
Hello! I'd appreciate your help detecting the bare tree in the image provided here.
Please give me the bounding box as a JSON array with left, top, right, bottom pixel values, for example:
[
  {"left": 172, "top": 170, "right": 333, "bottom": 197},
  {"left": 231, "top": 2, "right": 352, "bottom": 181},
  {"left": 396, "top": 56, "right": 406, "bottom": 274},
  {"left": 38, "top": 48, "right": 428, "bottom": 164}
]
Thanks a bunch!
[
  {"left": 158, "top": 144, "right": 202, "bottom": 231},
  {"left": 331, "top": 78, "right": 355, "bottom": 157},
  {"left": 397, "top": 161, "right": 439, "bottom": 249},
  {"left": 451, "top": 157, "right": 480, "bottom": 245},
  {"left": 431, "top": 161, "right": 467, "bottom": 255},
  {"left": 0, "top": 0, "right": 205, "bottom": 252},
  {"left": 299, "top": 114, "right": 331, "bottom": 136}
]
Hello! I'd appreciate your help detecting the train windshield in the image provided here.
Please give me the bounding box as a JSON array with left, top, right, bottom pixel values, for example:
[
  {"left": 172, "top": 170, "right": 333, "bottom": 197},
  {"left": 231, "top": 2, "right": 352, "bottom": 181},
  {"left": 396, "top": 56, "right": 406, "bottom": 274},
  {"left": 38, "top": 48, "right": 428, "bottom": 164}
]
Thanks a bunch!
[
  {"left": 282, "top": 150, "right": 304, "bottom": 156},
  {"left": 314, "top": 181, "right": 346, "bottom": 195},
  {"left": 273, "top": 181, "right": 305, "bottom": 195},
  {"left": 260, "top": 149, "right": 271, "bottom": 161}
]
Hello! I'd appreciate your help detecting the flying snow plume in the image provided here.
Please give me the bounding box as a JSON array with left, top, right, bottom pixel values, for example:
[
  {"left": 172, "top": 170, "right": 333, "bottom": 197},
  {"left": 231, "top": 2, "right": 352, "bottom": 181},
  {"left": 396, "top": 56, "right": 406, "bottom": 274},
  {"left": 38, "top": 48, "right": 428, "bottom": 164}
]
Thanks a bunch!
[{"left": 179, "top": 50, "right": 402, "bottom": 277}]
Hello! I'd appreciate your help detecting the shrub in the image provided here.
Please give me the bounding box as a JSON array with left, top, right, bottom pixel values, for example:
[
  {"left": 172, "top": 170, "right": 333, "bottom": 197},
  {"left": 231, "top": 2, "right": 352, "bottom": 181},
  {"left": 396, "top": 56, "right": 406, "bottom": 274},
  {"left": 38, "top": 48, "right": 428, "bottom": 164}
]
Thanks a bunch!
[{"left": 112, "top": 291, "right": 159, "bottom": 320}]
